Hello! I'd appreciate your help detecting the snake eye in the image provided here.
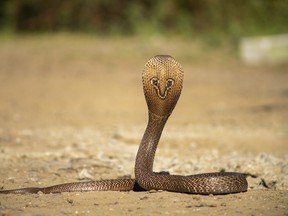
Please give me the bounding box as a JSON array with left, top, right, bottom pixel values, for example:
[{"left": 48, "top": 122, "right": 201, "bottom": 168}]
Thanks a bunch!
[
  {"left": 166, "top": 78, "right": 174, "bottom": 88},
  {"left": 151, "top": 78, "right": 159, "bottom": 86}
]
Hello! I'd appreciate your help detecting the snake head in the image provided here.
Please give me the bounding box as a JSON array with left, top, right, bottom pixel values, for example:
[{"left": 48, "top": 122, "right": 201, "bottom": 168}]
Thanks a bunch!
[{"left": 142, "top": 55, "right": 184, "bottom": 117}]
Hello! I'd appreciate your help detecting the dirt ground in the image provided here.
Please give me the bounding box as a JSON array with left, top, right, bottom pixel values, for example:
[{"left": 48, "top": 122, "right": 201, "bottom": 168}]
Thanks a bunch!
[{"left": 0, "top": 35, "right": 287, "bottom": 216}]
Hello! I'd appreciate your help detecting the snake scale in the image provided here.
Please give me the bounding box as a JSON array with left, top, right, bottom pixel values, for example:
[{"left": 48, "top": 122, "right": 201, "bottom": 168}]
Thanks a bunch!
[{"left": 0, "top": 55, "right": 248, "bottom": 195}]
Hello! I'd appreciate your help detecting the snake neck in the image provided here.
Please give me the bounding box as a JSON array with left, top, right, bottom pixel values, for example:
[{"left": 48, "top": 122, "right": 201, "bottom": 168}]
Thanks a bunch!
[{"left": 135, "top": 111, "right": 169, "bottom": 183}]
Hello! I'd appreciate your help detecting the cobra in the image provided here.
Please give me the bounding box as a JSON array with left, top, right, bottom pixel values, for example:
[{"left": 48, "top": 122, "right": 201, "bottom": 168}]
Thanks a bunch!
[{"left": 0, "top": 55, "right": 248, "bottom": 194}]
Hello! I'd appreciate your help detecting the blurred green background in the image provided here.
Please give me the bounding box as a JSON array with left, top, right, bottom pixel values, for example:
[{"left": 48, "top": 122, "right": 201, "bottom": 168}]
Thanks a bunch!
[{"left": 0, "top": 0, "right": 287, "bottom": 46}]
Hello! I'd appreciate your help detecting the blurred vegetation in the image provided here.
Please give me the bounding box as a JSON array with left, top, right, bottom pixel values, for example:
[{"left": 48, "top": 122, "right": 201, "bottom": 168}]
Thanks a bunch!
[{"left": 0, "top": 0, "right": 287, "bottom": 45}]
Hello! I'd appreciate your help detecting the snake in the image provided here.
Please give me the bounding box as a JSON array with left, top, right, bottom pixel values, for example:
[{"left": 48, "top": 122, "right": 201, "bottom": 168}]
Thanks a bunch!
[{"left": 0, "top": 55, "right": 248, "bottom": 195}]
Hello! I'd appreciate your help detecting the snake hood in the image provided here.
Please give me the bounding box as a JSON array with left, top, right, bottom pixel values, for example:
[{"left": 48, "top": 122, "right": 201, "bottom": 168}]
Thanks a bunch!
[{"left": 142, "top": 55, "right": 184, "bottom": 117}]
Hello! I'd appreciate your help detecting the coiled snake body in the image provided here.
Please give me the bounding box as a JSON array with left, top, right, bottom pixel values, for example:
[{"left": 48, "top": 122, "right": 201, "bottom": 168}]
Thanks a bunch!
[{"left": 0, "top": 55, "right": 248, "bottom": 195}]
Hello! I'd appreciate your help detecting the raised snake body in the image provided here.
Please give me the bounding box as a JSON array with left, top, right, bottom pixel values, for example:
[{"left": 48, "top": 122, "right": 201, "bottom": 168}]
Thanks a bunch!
[{"left": 0, "top": 55, "right": 248, "bottom": 195}]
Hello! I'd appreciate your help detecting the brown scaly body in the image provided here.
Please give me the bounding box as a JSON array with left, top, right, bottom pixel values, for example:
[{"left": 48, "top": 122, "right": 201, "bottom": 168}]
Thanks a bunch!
[{"left": 0, "top": 55, "right": 247, "bottom": 195}]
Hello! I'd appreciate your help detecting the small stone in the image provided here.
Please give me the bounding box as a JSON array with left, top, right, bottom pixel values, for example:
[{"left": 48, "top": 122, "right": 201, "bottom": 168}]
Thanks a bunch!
[{"left": 66, "top": 198, "right": 74, "bottom": 204}]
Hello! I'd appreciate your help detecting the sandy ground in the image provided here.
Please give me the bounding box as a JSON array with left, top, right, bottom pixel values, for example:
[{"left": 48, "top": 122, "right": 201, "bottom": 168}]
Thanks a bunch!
[{"left": 0, "top": 35, "right": 287, "bottom": 215}]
